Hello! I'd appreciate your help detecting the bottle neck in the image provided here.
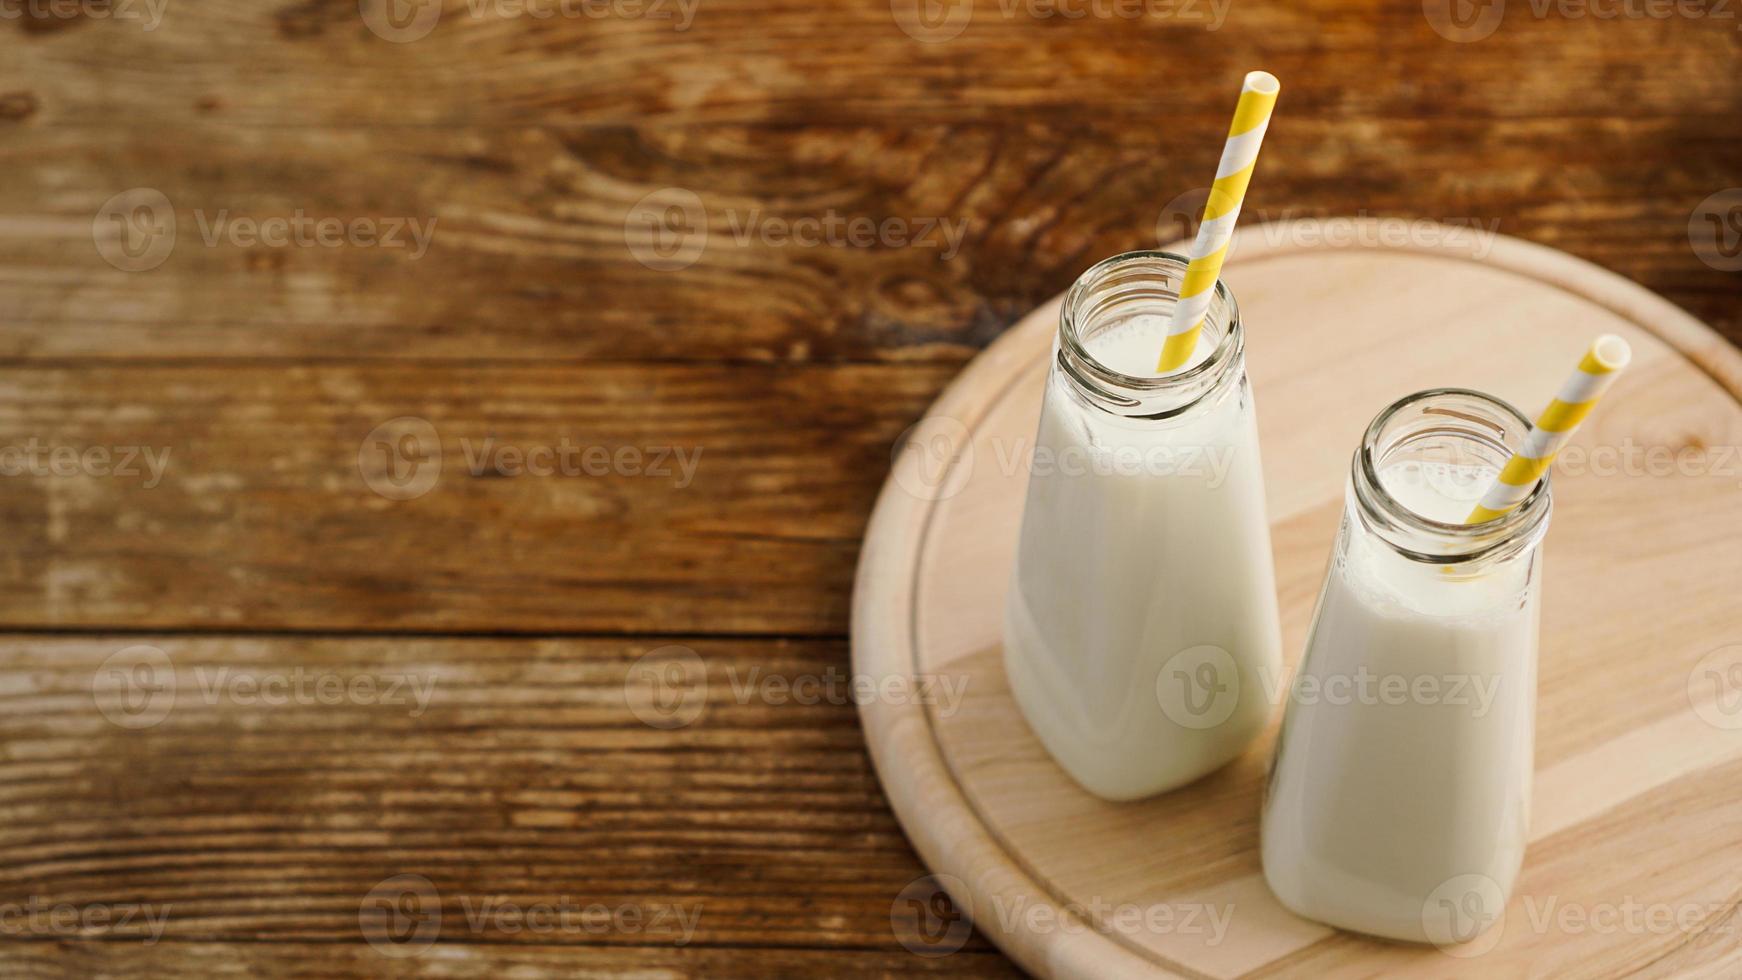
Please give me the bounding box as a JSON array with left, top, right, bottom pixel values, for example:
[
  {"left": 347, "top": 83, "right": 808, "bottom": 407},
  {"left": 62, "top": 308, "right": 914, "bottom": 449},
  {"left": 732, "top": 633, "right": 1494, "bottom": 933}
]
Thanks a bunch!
[
  {"left": 1350, "top": 388, "right": 1552, "bottom": 567},
  {"left": 1055, "top": 250, "right": 1245, "bottom": 420}
]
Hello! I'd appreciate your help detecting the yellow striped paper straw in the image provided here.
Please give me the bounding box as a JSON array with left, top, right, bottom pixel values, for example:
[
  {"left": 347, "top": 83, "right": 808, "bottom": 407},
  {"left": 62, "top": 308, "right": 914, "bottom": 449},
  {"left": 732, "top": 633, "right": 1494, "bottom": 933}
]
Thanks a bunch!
[
  {"left": 1466, "top": 335, "right": 1633, "bottom": 523},
  {"left": 1156, "top": 70, "right": 1281, "bottom": 373}
]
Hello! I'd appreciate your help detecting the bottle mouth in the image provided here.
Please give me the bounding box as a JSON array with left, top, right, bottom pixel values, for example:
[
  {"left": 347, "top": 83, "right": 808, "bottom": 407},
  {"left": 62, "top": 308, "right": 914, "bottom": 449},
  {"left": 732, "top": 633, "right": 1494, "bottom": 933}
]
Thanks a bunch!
[
  {"left": 1057, "top": 250, "right": 1243, "bottom": 418},
  {"left": 1353, "top": 387, "right": 1552, "bottom": 564}
]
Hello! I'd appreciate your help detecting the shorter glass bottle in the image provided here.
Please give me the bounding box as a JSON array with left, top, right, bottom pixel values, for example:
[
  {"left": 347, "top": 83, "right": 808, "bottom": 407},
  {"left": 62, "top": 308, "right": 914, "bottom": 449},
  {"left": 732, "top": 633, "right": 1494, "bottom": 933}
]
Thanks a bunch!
[
  {"left": 1004, "top": 250, "right": 1283, "bottom": 802},
  {"left": 1261, "top": 389, "right": 1550, "bottom": 946}
]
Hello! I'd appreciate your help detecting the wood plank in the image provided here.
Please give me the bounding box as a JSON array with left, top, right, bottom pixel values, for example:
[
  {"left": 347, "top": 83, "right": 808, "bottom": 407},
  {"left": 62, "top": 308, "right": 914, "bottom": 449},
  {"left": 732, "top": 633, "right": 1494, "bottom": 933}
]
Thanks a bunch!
[
  {"left": 3, "top": 0, "right": 1738, "bottom": 127},
  {"left": 0, "top": 942, "right": 1023, "bottom": 979},
  {"left": 0, "top": 362, "right": 951, "bottom": 634},
  {"left": 2, "top": 119, "right": 1739, "bottom": 362},
  {"left": 0, "top": 634, "right": 1001, "bottom": 969}
]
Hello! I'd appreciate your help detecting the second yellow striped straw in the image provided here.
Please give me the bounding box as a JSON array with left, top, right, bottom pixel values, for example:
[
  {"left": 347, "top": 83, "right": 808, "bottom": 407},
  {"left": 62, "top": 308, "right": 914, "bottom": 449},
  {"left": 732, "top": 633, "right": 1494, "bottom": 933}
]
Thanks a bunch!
[
  {"left": 1156, "top": 70, "right": 1281, "bottom": 373},
  {"left": 1466, "top": 335, "right": 1633, "bottom": 523}
]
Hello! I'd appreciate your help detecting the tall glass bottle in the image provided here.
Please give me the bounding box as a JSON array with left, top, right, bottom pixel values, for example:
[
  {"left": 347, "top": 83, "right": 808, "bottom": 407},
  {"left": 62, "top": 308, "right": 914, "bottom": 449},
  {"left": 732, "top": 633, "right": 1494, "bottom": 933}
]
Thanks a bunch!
[
  {"left": 1004, "top": 250, "right": 1283, "bottom": 801},
  {"left": 1262, "top": 388, "right": 1550, "bottom": 946}
]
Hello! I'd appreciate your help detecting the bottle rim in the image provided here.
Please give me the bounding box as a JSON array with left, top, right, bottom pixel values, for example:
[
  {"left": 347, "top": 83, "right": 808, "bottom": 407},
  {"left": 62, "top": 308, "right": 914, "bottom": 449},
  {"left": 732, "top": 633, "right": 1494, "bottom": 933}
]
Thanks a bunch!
[
  {"left": 1058, "top": 249, "right": 1243, "bottom": 416},
  {"left": 1353, "top": 387, "right": 1552, "bottom": 564}
]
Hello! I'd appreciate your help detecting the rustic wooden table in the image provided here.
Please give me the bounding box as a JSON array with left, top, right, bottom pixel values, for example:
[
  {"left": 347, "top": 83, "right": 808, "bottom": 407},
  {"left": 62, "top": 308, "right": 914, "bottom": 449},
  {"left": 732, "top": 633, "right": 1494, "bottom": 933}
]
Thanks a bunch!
[{"left": 1, "top": 0, "right": 1739, "bottom": 976}]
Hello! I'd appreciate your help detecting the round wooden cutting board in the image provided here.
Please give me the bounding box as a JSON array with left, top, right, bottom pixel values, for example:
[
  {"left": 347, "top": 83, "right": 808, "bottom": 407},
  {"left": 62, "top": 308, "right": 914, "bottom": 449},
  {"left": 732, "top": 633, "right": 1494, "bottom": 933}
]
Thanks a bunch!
[{"left": 852, "top": 220, "right": 1742, "bottom": 978}]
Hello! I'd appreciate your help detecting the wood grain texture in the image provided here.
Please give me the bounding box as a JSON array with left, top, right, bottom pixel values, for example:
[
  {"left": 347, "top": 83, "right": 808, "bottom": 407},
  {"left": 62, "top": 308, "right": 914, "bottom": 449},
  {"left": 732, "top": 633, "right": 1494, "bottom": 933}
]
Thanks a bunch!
[
  {"left": 3, "top": 0, "right": 1740, "bottom": 973},
  {"left": 0, "top": 361, "right": 951, "bottom": 633},
  {"left": 0, "top": 633, "right": 1013, "bottom": 974},
  {"left": 854, "top": 226, "right": 1742, "bottom": 977},
  {"left": 4, "top": 0, "right": 1740, "bottom": 127},
  {"left": 2, "top": 118, "right": 1739, "bottom": 362},
  {"left": 0, "top": 942, "right": 1022, "bottom": 979}
]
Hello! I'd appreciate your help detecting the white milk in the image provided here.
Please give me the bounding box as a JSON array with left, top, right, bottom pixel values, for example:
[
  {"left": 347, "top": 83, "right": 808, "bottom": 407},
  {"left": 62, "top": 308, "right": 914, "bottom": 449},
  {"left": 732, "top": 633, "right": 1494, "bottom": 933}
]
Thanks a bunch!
[
  {"left": 1005, "top": 313, "right": 1283, "bottom": 801},
  {"left": 1262, "top": 459, "right": 1540, "bottom": 944}
]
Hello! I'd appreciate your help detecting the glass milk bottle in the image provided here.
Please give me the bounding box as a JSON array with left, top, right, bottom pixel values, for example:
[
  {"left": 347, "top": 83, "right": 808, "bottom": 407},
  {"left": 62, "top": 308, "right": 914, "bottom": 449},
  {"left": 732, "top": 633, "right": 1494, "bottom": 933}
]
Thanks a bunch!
[
  {"left": 1004, "top": 250, "right": 1283, "bottom": 801},
  {"left": 1262, "top": 389, "right": 1550, "bottom": 946}
]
